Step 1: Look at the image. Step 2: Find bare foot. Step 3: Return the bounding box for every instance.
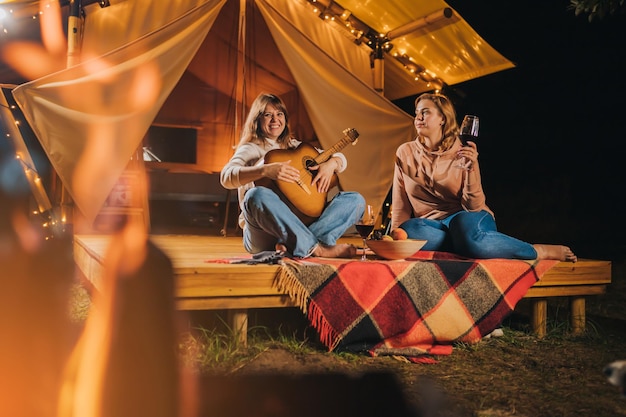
[533,244,577,262]
[275,243,288,253]
[313,243,356,258]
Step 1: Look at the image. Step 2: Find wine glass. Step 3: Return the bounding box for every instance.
[456,115,479,169]
[355,204,375,261]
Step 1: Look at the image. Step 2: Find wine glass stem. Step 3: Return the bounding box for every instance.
[361,238,367,261]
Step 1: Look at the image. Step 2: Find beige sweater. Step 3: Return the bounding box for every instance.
[391,138,492,229]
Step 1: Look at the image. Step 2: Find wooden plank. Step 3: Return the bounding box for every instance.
[570,297,586,334]
[177,295,297,310]
[177,271,283,298]
[525,285,607,298]
[74,234,612,307]
[531,299,548,338]
[538,259,611,286]
[227,309,249,346]
[73,236,106,289]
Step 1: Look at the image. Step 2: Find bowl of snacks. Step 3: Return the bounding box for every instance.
[366,231,427,260]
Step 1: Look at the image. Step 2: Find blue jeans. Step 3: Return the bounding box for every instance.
[242,186,365,257]
[399,210,537,259]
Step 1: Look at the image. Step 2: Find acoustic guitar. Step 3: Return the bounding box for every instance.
[256,128,359,224]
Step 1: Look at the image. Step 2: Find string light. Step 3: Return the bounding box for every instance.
[0,0,62,37]
[2,93,66,239]
[302,0,445,92]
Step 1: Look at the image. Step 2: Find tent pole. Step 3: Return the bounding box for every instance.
[60,0,84,229]
[372,40,384,94]
[67,0,82,67]
[235,0,247,139]
[386,7,453,40]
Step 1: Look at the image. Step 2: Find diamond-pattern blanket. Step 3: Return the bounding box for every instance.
[276,251,558,362]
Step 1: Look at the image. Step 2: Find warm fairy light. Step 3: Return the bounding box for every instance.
[303,0,446,92]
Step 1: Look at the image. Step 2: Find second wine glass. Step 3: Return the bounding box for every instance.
[355,204,375,261]
[456,115,479,169]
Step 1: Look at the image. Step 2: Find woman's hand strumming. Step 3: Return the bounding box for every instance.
[264,160,301,183]
[309,160,337,193]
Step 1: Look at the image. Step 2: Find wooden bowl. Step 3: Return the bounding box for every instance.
[366,239,427,260]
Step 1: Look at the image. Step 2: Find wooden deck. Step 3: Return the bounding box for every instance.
[73,234,612,342]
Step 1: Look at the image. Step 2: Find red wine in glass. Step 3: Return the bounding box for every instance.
[355,224,375,239]
[356,204,375,261]
[459,133,475,146]
[456,115,479,169]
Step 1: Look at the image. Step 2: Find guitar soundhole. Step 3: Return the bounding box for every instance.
[303,157,316,175]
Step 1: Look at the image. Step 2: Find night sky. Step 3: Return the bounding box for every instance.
[396,0,626,259]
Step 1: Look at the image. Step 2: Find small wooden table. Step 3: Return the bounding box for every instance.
[73,234,612,343]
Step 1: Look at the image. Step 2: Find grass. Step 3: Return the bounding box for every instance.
[181,295,625,378]
[179,316,324,372]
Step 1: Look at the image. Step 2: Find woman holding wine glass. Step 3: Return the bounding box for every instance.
[389,92,577,262]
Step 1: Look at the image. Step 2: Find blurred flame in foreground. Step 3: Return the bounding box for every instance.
[1,2,198,417]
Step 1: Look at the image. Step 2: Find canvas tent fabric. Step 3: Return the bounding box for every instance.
[10,0,513,224]
[12,0,223,222]
[337,0,515,99]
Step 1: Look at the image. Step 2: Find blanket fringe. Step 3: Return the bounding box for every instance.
[275,261,340,350]
[274,261,309,314]
[308,301,340,351]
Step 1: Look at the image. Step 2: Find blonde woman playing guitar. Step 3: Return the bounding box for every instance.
[220,93,365,258]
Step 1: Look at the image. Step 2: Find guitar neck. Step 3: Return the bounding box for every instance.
[314,130,356,164]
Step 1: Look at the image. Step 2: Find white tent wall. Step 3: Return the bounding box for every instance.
[12,0,224,223]
[257,0,414,215]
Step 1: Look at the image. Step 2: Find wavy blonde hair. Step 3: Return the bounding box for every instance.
[414,93,460,151]
[238,93,292,148]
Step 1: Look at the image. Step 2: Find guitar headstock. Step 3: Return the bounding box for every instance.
[342,128,359,145]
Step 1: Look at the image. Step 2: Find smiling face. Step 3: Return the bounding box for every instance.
[259,103,286,140]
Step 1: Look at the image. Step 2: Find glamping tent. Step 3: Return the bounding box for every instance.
[2,0,514,230]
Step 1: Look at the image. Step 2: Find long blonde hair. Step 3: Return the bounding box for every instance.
[414,93,460,151]
[238,93,292,148]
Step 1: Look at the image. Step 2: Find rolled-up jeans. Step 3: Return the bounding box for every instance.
[399,210,537,259]
[242,186,365,258]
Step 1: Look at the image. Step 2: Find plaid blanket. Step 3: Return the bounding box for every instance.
[276,251,558,362]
